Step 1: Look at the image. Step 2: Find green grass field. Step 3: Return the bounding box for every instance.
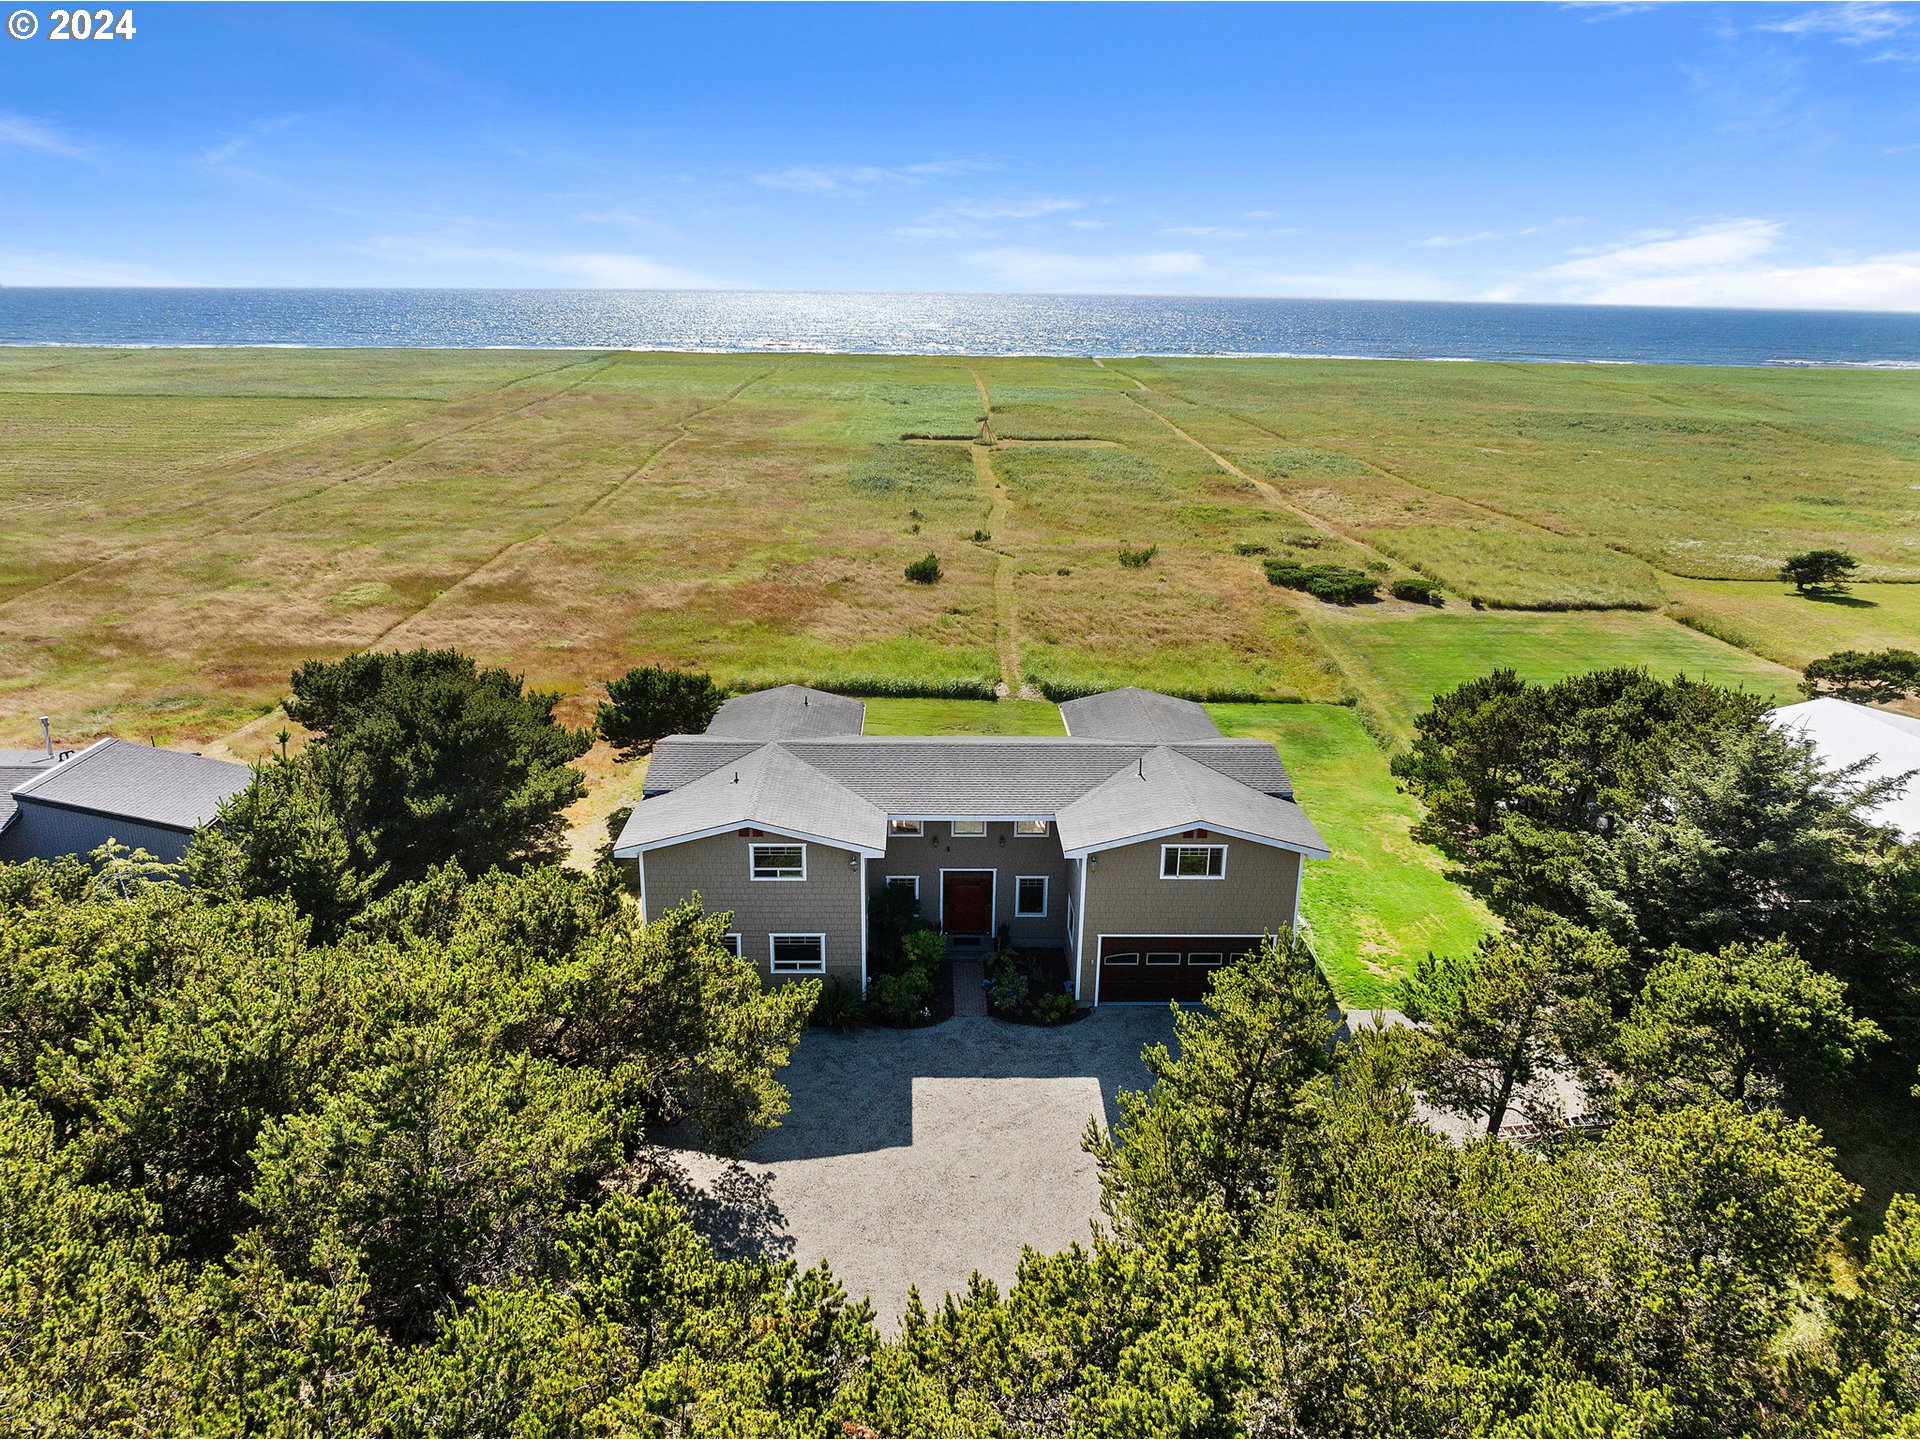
[1310,607,1803,743]
[1210,702,1492,1006]
[861,697,1066,735]
[5,349,1912,749]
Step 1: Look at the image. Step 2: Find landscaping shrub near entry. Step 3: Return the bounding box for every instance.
[1264,558,1380,605]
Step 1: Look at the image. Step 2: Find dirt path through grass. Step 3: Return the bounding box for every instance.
[367,362,782,651]
[0,350,620,617]
[1122,390,1399,568]
[966,367,1037,698]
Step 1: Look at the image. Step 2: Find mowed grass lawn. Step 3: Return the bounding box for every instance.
[861,697,1066,735]
[1314,607,1802,742]
[1211,703,1490,1008]
[1661,577,1920,670]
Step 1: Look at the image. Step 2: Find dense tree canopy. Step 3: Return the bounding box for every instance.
[1781,548,1861,595]
[285,647,591,886]
[1802,647,1920,703]
[595,665,725,759]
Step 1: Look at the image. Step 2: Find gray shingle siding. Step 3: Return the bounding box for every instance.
[639,831,864,989]
[1074,836,1301,999]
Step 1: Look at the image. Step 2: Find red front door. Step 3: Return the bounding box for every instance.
[942,871,993,936]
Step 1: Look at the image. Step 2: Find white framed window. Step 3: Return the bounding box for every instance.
[1014,875,1048,917]
[1160,843,1226,880]
[1104,951,1140,967]
[769,934,827,975]
[750,843,806,881]
[1014,819,1050,837]
[950,820,986,837]
[1188,952,1223,968]
[718,932,743,958]
[885,875,919,899]
[889,819,924,837]
[1146,951,1182,967]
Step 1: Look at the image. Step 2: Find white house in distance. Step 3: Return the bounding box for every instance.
[1767,697,1920,842]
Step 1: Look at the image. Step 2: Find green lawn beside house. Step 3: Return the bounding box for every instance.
[1209,702,1493,1008]
[860,697,1067,735]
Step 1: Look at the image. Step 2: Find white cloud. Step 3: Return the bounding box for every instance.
[0,248,170,284]
[751,159,989,195]
[0,112,87,159]
[1420,217,1586,247]
[1545,218,1783,282]
[351,234,710,288]
[1491,218,1920,310]
[1759,3,1911,44]
[958,247,1207,290]
[201,113,307,169]
[890,195,1088,242]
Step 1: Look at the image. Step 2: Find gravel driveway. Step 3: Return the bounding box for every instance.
[664,1007,1179,1325]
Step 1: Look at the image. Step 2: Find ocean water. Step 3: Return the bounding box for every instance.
[1,288,1917,367]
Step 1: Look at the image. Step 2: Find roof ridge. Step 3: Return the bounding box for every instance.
[8,736,116,798]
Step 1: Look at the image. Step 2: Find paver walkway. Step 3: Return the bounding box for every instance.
[949,955,987,1017]
[663,1007,1176,1325]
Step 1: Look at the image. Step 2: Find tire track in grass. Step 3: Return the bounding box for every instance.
[366,363,783,650]
[0,351,621,614]
[967,367,1035,699]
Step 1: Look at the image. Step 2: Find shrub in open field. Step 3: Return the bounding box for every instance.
[1232,541,1271,556]
[904,553,942,584]
[1391,576,1446,607]
[1117,545,1158,569]
[1264,559,1380,606]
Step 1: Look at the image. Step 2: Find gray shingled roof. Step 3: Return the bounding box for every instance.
[1055,746,1328,858]
[645,735,1295,811]
[614,742,887,856]
[0,750,61,832]
[623,686,1325,860]
[705,685,866,740]
[9,739,251,832]
[1060,687,1222,741]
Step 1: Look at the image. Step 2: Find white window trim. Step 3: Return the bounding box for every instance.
[768,932,827,975]
[889,819,925,837]
[1014,875,1049,918]
[950,820,987,838]
[1160,842,1227,880]
[750,842,807,882]
[1146,951,1182,967]
[885,874,920,899]
[721,931,743,958]
[1014,819,1051,837]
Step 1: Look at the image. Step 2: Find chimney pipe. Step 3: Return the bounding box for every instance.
[39,717,51,760]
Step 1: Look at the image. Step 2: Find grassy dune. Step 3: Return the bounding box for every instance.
[1,349,1914,750]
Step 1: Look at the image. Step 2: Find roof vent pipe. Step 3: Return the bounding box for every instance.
[40,717,52,759]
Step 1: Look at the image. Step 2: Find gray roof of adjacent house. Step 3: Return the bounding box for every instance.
[0,750,62,832]
[705,684,866,740]
[616,685,1327,861]
[7,738,252,833]
[1060,687,1222,742]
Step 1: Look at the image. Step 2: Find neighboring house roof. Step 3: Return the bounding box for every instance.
[1767,697,1920,841]
[705,684,866,740]
[1055,745,1329,858]
[617,686,1326,861]
[614,741,888,856]
[1060,687,1222,742]
[0,750,62,831]
[7,738,252,833]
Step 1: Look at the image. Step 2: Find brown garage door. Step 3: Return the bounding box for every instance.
[1098,935,1264,1003]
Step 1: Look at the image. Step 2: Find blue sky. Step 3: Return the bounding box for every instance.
[4,2,1920,307]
